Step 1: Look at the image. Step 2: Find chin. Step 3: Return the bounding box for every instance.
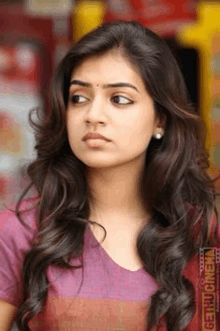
[79,157,121,169]
[84,162,116,169]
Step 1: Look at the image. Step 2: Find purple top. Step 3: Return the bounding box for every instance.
[0,196,160,330]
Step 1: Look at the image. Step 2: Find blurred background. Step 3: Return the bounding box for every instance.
[0,1,219,329]
[0,0,220,214]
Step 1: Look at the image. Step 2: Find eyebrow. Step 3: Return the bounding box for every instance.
[69,79,140,93]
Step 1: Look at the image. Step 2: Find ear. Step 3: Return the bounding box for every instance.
[154,113,166,131]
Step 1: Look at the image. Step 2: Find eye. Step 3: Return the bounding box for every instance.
[70,94,89,104]
[112,95,133,105]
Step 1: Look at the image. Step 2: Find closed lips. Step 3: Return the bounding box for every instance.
[82,133,111,141]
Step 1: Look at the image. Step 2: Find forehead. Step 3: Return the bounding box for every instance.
[70,52,145,89]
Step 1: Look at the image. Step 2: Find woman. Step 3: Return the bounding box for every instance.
[0,20,219,331]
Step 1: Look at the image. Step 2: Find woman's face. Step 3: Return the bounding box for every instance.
[66,51,160,169]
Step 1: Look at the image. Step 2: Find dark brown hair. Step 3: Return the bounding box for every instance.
[15,20,219,330]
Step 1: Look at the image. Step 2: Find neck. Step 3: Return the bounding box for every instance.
[86,160,149,226]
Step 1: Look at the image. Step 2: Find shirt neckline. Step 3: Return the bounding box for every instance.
[86,224,145,273]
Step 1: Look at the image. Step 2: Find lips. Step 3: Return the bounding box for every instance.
[82,132,111,142]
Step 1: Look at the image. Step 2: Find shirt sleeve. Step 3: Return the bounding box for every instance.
[0,198,38,308]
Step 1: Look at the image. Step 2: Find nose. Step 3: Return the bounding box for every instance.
[85,95,107,126]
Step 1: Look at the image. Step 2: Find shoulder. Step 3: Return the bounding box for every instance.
[182,231,220,330]
[0,195,39,252]
[182,210,220,300]
[0,196,39,308]
[0,195,39,227]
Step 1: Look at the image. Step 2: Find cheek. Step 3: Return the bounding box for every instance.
[66,119,80,151]
[66,114,81,137]
[126,113,155,140]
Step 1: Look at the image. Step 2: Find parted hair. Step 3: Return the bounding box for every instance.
[15,20,219,330]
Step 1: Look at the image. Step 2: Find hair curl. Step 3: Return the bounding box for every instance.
[14,20,219,330]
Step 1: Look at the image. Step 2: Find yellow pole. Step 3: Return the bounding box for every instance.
[177,1,220,187]
[72,0,106,42]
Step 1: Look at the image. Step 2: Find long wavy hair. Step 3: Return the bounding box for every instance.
[14,20,219,330]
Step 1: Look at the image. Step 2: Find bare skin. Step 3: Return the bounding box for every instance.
[0,300,17,331]
[66,51,163,271]
[89,207,148,271]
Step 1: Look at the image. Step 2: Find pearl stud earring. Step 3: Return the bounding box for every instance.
[153,128,164,139]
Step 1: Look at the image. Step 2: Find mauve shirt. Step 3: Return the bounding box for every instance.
[0,196,219,330]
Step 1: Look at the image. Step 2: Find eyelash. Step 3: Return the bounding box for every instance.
[69,94,133,105]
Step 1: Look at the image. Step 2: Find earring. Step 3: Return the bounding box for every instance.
[153,128,164,139]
